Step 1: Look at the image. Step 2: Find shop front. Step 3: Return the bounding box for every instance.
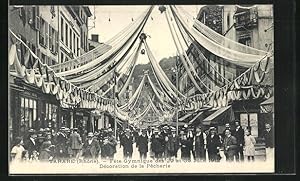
[9,76,61,140]
[232,99,267,138]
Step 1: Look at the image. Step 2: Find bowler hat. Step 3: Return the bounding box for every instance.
[87,132,94,137]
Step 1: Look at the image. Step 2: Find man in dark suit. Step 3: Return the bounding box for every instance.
[82,132,100,159]
[223,129,238,162]
[232,120,245,161]
[24,129,37,158]
[137,129,148,160]
[166,127,180,159]
[121,129,134,160]
[263,123,274,161]
[207,127,222,162]
[70,128,82,158]
[193,126,207,162]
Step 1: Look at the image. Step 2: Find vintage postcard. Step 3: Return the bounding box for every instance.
[8,4,274,174]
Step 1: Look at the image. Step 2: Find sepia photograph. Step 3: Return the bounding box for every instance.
[8,4,275,174]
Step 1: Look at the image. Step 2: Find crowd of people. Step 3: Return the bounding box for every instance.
[10,120,274,163]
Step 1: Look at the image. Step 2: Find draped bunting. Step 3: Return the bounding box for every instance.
[186,53,273,111]
[65,10,151,84]
[146,74,175,109]
[118,74,146,110]
[144,40,186,101]
[170,6,268,67]
[165,8,211,93]
[172,11,230,86]
[9,30,114,112]
[56,6,154,78]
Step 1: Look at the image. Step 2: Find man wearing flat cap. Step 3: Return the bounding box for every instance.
[120,129,134,159]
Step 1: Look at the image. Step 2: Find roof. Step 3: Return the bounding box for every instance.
[83,6,92,17]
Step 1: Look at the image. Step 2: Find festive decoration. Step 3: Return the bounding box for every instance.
[158,5,166,13]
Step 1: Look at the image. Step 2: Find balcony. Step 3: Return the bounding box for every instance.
[234,6,258,31]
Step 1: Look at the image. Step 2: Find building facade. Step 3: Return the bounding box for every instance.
[177,5,273,138]
[9,5,93,141]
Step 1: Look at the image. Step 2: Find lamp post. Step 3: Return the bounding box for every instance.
[172,56,180,135]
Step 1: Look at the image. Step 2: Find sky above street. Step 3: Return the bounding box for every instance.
[88,5,203,64]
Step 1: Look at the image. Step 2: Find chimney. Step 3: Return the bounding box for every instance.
[91,34,99,42]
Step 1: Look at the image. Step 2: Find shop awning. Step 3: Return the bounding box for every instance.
[179,112,193,122]
[188,111,204,125]
[202,106,232,125]
[260,96,274,113]
[260,96,274,105]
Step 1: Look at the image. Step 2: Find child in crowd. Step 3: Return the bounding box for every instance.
[244,129,256,161]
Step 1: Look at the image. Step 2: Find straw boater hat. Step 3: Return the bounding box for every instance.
[88,132,94,137]
[210,127,216,131]
[153,128,159,133]
[171,127,176,132]
[28,129,36,135]
[107,128,113,132]
[179,130,185,135]
[125,128,131,133]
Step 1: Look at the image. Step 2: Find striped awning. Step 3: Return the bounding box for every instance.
[179,112,193,122]
[188,111,204,125]
[202,106,232,125]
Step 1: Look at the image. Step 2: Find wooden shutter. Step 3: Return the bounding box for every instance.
[49,26,52,52]
[35,7,40,30]
[55,30,59,54]
[45,22,49,48]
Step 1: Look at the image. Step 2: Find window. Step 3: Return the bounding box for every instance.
[49,25,53,51]
[77,37,79,56]
[20,97,37,130]
[65,23,68,47]
[69,28,72,50]
[227,13,230,28]
[73,33,76,54]
[238,37,251,47]
[61,52,64,63]
[39,18,47,47]
[45,103,58,129]
[60,17,64,41]
[240,113,258,137]
[41,53,46,64]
